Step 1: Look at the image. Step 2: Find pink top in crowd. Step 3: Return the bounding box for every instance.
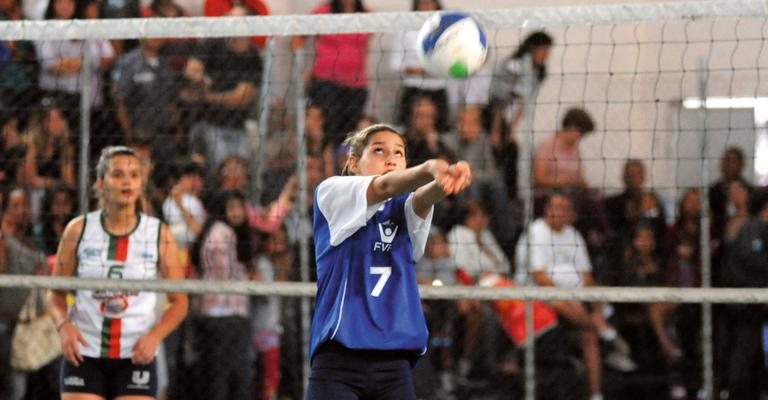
[534,135,583,187]
[310,3,371,89]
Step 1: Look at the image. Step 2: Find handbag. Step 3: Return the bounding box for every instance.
[10,288,62,371]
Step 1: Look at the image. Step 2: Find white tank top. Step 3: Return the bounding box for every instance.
[70,210,162,359]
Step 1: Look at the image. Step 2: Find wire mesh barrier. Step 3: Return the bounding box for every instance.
[0,1,767,399]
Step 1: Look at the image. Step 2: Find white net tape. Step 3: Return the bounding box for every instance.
[0,0,765,40]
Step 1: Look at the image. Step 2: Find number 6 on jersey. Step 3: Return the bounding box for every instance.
[370,266,392,297]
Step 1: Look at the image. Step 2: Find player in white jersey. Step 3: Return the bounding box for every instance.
[49,146,188,400]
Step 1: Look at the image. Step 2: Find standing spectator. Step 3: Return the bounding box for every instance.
[185,6,262,177]
[390,0,449,132]
[709,147,752,246]
[190,189,256,400]
[718,187,768,400]
[203,0,268,49]
[292,0,371,155]
[515,193,636,400]
[112,37,181,160]
[488,31,552,201]
[35,0,115,128]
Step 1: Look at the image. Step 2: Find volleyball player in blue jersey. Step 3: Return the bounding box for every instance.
[307,123,472,400]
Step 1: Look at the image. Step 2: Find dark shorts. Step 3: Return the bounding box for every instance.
[306,342,416,400]
[60,356,158,398]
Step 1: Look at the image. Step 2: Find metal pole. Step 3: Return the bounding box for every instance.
[292,47,311,397]
[520,53,537,400]
[696,57,714,400]
[78,41,93,214]
[250,38,275,203]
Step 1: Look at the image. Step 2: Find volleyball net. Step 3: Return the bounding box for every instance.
[1,1,768,399]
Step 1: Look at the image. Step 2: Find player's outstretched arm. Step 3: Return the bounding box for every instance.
[412,160,472,218]
[366,159,471,207]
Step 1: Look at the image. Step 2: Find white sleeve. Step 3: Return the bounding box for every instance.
[404,193,433,261]
[528,223,552,272]
[316,176,381,247]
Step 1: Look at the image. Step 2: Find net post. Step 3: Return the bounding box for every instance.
[249,37,276,203]
[697,56,714,400]
[79,40,93,215]
[292,45,312,397]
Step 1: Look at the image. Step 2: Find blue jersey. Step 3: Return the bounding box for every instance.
[310,176,433,360]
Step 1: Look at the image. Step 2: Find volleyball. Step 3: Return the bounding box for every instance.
[416,11,488,79]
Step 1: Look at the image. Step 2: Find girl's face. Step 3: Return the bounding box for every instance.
[225,197,246,227]
[100,155,143,208]
[54,0,75,19]
[220,159,247,190]
[44,108,68,138]
[348,131,406,176]
[633,228,655,255]
[51,190,72,218]
[416,0,439,11]
[426,233,449,259]
[531,45,551,67]
[680,190,701,219]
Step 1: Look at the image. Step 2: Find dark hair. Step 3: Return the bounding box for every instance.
[192,190,253,273]
[180,161,205,178]
[411,0,442,11]
[341,123,406,175]
[40,184,76,255]
[512,31,553,82]
[724,146,745,163]
[331,0,364,13]
[561,108,594,135]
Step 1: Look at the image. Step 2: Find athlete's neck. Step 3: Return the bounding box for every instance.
[103,204,138,236]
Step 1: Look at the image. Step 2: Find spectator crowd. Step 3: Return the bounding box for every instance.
[0,0,766,399]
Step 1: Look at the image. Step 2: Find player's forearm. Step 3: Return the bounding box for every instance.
[412,181,446,218]
[369,161,434,203]
[148,294,188,340]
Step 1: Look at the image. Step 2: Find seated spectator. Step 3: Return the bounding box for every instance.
[162,162,206,253]
[613,223,682,365]
[448,199,511,280]
[2,187,32,246]
[661,188,704,398]
[515,192,636,400]
[604,159,668,246]
[444,105,518,255]
[33,183,75,256]
[0,112,27,188]
[404,95,455,167]
[215,155,296,235]
[21,97,75,190]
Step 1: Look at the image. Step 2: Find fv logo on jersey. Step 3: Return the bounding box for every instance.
[378,220,398,243]
[374,220,398,252]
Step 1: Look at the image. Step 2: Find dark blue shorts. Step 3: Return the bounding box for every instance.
[306,342,417,400]
[60,356,158,398]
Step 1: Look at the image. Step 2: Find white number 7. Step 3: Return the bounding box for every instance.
[370,266,392,297]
